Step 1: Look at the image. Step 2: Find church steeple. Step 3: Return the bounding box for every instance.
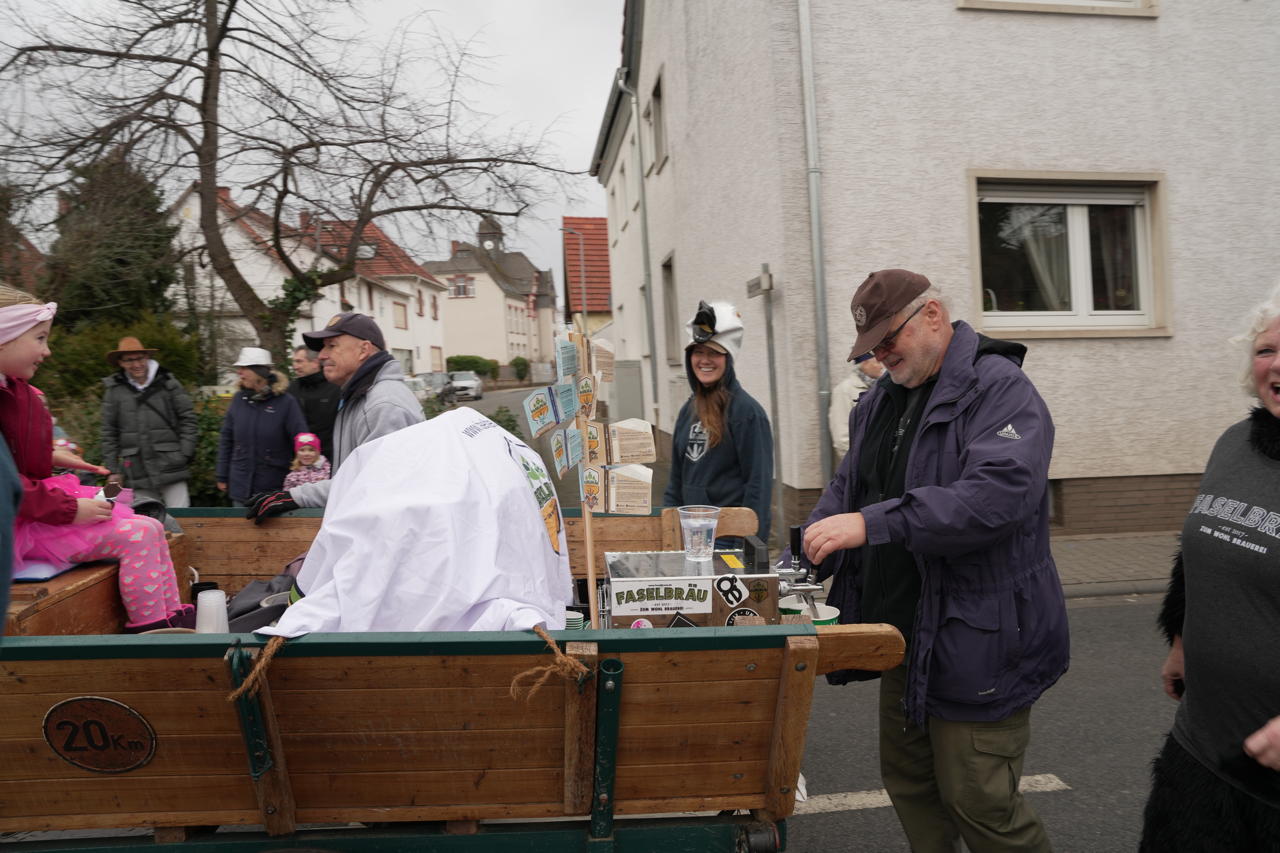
[477,216,504,253]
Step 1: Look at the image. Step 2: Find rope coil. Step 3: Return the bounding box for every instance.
[509,624,591,702]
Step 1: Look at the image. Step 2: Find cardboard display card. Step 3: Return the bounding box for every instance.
[522,388,558,438]
[555,337,579,383]
[584,421,606,465]
[565,427,584,468]
[571,331,591,378]
[577,374,596,420]
[553,382,579,421]
[591,338,615,383]
[550,430,568,479]
[607,464,652,515]
[607,418,657,464]
[579,465,606,512]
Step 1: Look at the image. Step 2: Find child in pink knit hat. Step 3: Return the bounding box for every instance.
[283,432,330,490]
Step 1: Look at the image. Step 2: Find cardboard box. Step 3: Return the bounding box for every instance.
[607,418,656,464]
[605,551,780,629]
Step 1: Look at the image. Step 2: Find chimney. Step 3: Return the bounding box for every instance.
[216,186,232,201]
[299,210,312,232]
[451,240,460,256]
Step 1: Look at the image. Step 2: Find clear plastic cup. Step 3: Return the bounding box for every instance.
[677,505,720,571]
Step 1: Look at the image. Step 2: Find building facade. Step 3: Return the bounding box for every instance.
[593,0,1280,533]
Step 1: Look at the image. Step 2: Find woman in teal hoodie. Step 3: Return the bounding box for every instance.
[663,300,773,542]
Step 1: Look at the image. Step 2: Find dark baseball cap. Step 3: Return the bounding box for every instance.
[302,312,386,351]
[846,269,932,362]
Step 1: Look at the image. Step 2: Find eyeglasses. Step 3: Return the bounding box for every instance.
[872,303,926,354]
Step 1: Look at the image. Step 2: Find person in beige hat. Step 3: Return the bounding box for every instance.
[100,336,197,508]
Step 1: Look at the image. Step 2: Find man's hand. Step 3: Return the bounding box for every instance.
[244,490,299,524]
[803,512,867,565]
[73,498,114,525]
[1161,635,1185,701]
[1244,715,1280,770]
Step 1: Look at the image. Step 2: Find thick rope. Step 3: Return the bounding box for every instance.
[227,635,286,702]
[509,624,590,702]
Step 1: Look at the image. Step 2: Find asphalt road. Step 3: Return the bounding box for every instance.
[788,594,1174,853]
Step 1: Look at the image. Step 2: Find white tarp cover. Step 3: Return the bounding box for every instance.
[260,407,572,637]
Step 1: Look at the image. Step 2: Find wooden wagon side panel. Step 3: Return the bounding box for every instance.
[175,514,322,595]
[267,652,571,824]
[0,654,260,832]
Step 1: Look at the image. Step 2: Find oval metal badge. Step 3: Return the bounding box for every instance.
[42,697,157,773]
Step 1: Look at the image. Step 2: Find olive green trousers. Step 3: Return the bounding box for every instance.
[878,665,1053,853]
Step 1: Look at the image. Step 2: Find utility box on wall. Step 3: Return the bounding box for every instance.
[612,359,644,421]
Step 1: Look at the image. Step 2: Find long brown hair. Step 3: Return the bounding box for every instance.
[693,383,731,448]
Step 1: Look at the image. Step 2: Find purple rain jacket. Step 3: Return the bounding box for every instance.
[808,321,1069,725]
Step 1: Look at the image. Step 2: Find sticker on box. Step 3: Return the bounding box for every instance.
[612,578,714,615]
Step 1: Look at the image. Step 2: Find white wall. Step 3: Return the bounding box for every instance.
[603,0,1280,491]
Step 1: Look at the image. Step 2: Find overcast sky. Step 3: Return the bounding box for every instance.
[5,0,625,308]
[362,1,624,301]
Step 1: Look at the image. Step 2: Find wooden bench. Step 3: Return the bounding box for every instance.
[170,506,760,596]
[5,534,191,637]
[0,621,903,851]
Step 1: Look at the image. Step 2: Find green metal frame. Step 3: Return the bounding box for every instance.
[225,641,274,780]
[590,658,625,841]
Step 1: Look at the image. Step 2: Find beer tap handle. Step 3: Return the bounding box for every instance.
[789,525,802,565]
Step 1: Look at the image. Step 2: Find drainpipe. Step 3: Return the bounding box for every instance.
[798,0,834,483]
[616,68,661,425]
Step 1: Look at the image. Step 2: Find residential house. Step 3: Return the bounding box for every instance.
[0,230,46,294]
[592,0,1280,534]
[561,216,613,334]
[169,185,446,376]
[423,217,557,375]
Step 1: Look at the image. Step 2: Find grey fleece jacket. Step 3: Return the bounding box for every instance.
[288,358,424,507]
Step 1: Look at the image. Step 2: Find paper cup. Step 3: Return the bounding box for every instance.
[195,589,230,633]
[778,595,840,626]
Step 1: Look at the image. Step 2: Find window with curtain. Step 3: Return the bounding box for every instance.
[977,180,1155,330]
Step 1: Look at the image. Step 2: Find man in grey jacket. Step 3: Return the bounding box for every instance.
[244,313,423,521]
[101,337,198,507]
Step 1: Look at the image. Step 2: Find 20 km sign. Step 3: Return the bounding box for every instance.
[42,697,157,773]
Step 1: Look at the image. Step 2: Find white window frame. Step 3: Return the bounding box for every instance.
[969,170,1168,337]
[957,0,1157,17]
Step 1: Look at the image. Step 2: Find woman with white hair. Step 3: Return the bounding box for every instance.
[662,300,773,542]
[1140,288,1280,850]
[216,347,308,506]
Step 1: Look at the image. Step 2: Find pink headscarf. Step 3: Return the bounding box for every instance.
[0,302,57,345]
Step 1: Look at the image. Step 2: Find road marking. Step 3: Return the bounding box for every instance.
[794,773,1070,815]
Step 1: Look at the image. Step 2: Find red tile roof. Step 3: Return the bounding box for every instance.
[561,216,611,313]
[315,219,440,285]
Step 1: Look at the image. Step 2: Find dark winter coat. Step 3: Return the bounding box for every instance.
[663,351,773,541]
[286,371,339,457]
[216,376,309,502]
[100,367,198,491]
[808,321,1069,725]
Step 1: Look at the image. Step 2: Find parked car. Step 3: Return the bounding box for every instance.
[448,370,484,400]
[403,376,434,404]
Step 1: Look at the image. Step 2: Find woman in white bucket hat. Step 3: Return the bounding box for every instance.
[215,346,308,506]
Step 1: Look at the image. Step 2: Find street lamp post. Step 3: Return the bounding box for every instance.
[561,225,588,333]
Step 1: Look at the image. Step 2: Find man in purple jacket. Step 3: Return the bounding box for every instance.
[802,269,1068,852]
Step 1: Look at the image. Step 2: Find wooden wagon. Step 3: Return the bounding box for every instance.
[1,508,903,851]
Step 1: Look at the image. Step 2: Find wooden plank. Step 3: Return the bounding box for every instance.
[658,507,759,549]
[0,690,245,739]
[0,734,249,781]
[268,654,554,690]
[615,721,772,766]
[618,648,781,683]
[758,634,820,822]
[293,802,564,824]
[615,794,767,816]
[564,514,664,579]
[562,640,597,814]
[289,768,563,809]
[264,649,781,690]
[278,729,562,773]
[270,687,561,733]
[1,658,232,694]
[614,759,768,801]
[0,775,258,820]
[617,679,777,725]
[815,623,905,674]
[0,808,263,834]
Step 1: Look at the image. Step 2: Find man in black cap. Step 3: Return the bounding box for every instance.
[245,312,423,521]
[798,270,1068,852]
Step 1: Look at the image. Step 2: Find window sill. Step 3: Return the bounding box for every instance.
[957,0,1158,17]
[978,325,1171,340]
